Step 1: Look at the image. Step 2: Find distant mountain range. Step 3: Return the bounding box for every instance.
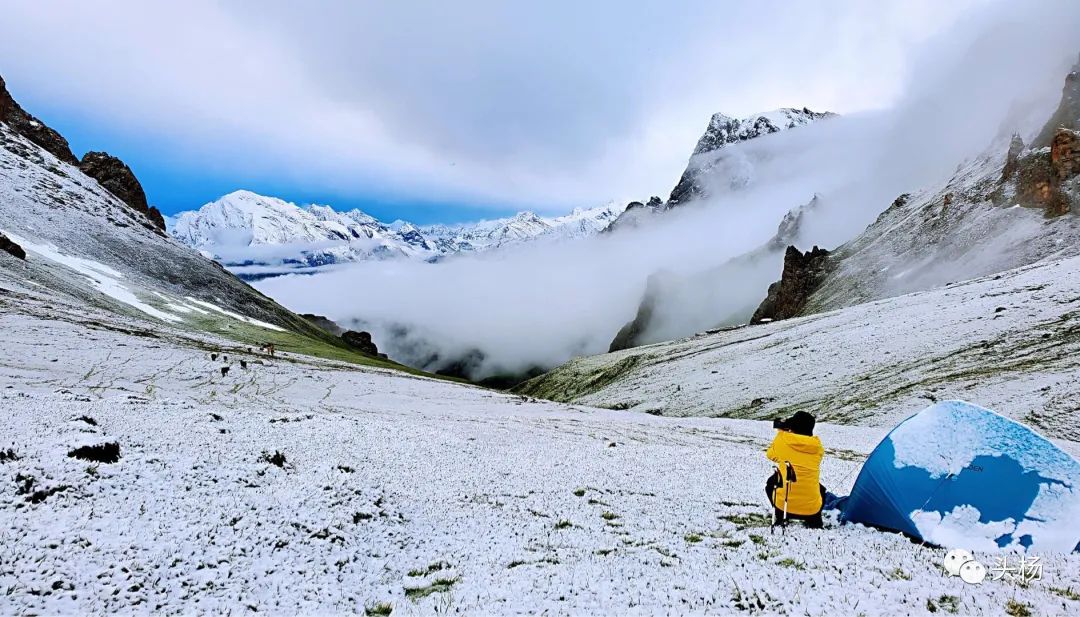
[168,191,622,279]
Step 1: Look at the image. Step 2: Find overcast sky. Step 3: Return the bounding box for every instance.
[0,0,989,222]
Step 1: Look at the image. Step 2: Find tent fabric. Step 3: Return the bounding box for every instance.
[841,400,1080,553]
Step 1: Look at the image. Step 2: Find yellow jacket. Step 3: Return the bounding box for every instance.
[766,431,824,516]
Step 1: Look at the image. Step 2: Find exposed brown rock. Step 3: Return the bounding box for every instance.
[1014,127,1079,216]
[0,232,26,260]
[78,151,165,231]
[0,74,78,164]
[751,245,830,323]
[1052,127,1080,180]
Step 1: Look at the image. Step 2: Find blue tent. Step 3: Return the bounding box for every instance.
[841,401,1080,553]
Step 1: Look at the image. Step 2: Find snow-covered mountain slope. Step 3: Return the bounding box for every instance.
[0,85,406,373]
[519,251,1080,443]
[801,58,1080,316]
[3,273,1079,614]
[169,191,622,279]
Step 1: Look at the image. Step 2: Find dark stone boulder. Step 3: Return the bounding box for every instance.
[78,151,165,231]
[0,232,26,260]
[341,330,380,357]
[0,74,78,164]
[751,245,830,323]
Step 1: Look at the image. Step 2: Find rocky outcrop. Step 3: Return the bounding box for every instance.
[78,151,165,231]
[1053,127,1080,180]
[0,232,26,260]
[751,245,830,323]
[602,196,663,233]
[1013,127,1079,216]
[1002,134,1025,181]
[0,75,78,164]
[1008,54,1080,216]
[341,330,382,357]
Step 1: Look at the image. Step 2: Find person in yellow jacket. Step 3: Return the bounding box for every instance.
[765,410,826,528]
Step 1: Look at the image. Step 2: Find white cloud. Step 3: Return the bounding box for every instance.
[0,0,987,211]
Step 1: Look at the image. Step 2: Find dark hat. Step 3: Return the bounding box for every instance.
[775,411,817,436]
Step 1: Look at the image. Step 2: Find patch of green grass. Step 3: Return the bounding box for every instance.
[554,519,573,530]
[776,557,805,570]
[719,512,772,529]
[684,533,703,544]
[601,511,619,521]
[403,577,458,600]
[507,560,527,569]
[888,567,912,581]
[596,548,616,556]
[364,601,393,616]
[587,497,610,507]
[720,539,745,548]
[572,488,586,497]
[926,595,960,614]
[406,561,449,578]
[177,310,461,381]
[1050,586,1080,601]
[1004,599,1031,617]
[748,534,766,546]
[513,354,643,401]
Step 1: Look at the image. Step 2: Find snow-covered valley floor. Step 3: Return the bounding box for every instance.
[2,282,1079,615]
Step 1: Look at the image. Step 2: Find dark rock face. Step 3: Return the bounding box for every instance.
[1002,134,1025,181]
[341,330,381,357]
[751,245,830,323]
[609,280,660,353]
[78,151,165,231]
[1033,53,1080,148]
[0,74,78,164]
[0,232,26,260]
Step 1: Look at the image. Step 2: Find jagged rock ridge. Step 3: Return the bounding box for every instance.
[0,75,77,165]
[604,108,834,233]
[0,74,164,231]
[669,108,837,207]
[79,151,165,231]
[750,245,830,323]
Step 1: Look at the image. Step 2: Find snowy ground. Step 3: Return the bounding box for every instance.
[3,272,1080,615]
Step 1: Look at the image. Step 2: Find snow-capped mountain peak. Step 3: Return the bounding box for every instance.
[169,192,624,279]
[693,107,837,155]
